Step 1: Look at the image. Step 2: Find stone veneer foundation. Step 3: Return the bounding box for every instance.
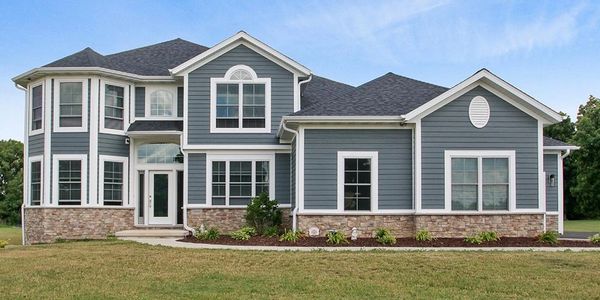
[187,208,292,232]
[546,214,559,232]
[297,214,548,238]
[23,208,135,244]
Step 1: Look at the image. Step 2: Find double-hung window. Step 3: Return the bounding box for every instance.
[102,83,126,132]
[53,155,87,206]
[146,87,176,117]
[100,156,128,206]
[210,65,271,133]
[207,155,274,206]
[337,152,379,212]
[30,83,43,133]
[445,151,515,211]
[53,79,88,132]
[30,157,42,206]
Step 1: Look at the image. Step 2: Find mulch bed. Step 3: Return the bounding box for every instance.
[178,235,600,248]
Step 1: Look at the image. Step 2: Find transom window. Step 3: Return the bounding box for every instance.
[208,157,274,206]
[59,82,83,127]
[150,90,174,117]
[210,65,271,133]
[337,152,379,212]
[104,84,125,130]
[103,161,124,206]
[30,160,42,206]
[31,84,43,132]
[58,160,82,206]
[137,143,183,164]
[445,151,515,211]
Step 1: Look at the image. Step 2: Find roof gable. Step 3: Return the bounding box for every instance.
[170,31,311,76]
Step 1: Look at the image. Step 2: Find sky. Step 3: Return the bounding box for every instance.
[1,0,599,141]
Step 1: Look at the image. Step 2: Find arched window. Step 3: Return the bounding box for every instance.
[150,90,174,117]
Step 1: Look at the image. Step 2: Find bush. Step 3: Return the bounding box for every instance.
[464,234,483,245]
[0,240,7,248]
[194,227,220,240]
[415,229,434,242]
[230,226,257,241]
[245,193,282,235]
[538,231,559,245]
[279,229,304,243]
[263,226,279,238]
[326,230,349,245]
[374,228,396,245]
[479,231,500,242]
[590,233,600,244]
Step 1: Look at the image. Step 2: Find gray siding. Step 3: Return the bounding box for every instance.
[544,154,559,212]
[275,153,290,205]
[28,134,44,156]
[188,153,206,205]
[187,45,294,144]
[98,133,129,157]
[177,86,183,118]
[303,129,413,210]
[51,132,90,154]
[135,87,145,118]
[421,86,539,209]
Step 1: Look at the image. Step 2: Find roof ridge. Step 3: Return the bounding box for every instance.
[105,38,208,57]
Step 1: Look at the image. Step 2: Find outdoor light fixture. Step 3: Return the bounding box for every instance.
[547,174,556,187]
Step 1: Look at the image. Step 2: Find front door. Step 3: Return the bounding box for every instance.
[148,171,173,225]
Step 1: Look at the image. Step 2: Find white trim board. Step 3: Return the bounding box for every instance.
[52,154,88,207]
[28,80,45,135]
[52,78,89,133]
[98,155,130,207]
[336,151,379,212]
[99,79,130,135]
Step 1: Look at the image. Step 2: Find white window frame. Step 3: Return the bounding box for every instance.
[99,155,129,206]
[337,151,379,212]
[144,85,178,119]
[205,154,275,207]
[28,81,44,135]
[210,65,271,133]
[53,78,89,133]
[99,80,129,135]
[52,154,88,206]
[29,155,44,206]
[444,150,516,212]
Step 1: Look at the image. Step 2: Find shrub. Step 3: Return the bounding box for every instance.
[326,230,349,245]
[464,234,483,245]
[230,226,256,241]
[479,231,500,242]
[590,233,600,244]
[0,240,7,248]
[194,227,220,240]
[263,226,279,238]
[374,228,396,245]
[245,193,282,235]
[279,229,304,243]
[538,231,559,245]
[415,229,434,242]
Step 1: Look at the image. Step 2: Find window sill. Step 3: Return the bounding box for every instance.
[209,128,271,134]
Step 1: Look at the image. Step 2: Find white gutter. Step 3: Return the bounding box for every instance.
[298,75,312,99]
[15,83,27,245]
[281,120,299,231]
[561,149,573,159]
[13,67,176,85]
[180,134,195,234]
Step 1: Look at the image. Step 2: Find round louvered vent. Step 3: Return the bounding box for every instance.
[469,96,490,128]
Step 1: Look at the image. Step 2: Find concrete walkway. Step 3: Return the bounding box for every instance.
[120,237,600,252]
[562,232,598,239]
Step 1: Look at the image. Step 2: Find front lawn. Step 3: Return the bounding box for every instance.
[1,241,600,299]
[0,225,21,245]
[564,219,600,232]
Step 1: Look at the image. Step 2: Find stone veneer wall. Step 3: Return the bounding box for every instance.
[546,214,559,232]
[414,214,545,238]
[24,208,135,244]
[297,215,415,238]
[187,208,292,232]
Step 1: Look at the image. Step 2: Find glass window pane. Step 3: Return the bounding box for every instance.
[483,184,509,210]
[451,185,478,210]
[58,160,82,205]
[483,158,509,184]
[451,158,478,184]
[150,90,174,116]
[137,143,183,164]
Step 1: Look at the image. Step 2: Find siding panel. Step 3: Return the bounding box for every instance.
[135,87,145,118]
[275,153,290,205]
[544,153,559,212]
[421,86,539,209]
[28,134,44,156]
[188,153,206,205]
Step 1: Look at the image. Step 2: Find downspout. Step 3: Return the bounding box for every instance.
[179,134,195,235]
[16,83,27,245]
[561,149,572,159]
[282,120,299,231]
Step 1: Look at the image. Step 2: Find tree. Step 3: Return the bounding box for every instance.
[0,140,23,225]
[571,96,600,218]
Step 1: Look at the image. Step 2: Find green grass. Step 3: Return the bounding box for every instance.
[564,220,600,232]
[0,225,21,245]
[1,241,600,299]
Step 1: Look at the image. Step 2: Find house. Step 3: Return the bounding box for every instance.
[13,31,578,244]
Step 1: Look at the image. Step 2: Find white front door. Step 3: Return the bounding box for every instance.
[148,171,174,225]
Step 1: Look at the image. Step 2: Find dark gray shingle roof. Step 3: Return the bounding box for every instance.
[44,39,208,76]
[544,136,575,147]
[128,120,183,132]
[293,72,448,116]
[300,75,355,109]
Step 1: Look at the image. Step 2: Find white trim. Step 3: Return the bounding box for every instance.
[293,74,299,112]
[170,31,311,76]
[278,116,406,137]
[205,153,275,206]
[43,78,52,205]
[297,210,413,216]
[99,79,130,135]
[415,119,422,212]
[468,96,490,128]
[336,151,379,212]
[144,85,178,118]
[22,86,29,209]
[28,156,43,206]
[444,150,516,212]
[52,154,88,207]
[28,80,45,135]
[183,75,189,146]
[98,155,129,207]
[52,78,89,133]
[13,67,175,86]
[298,127,305,211]
[402,69,562,123]
[89,77,99,205]
[182,144,290,151]
[209,65,271,133]
[544,146,580,150]
[558,153,564,234]
[538,120,545,212]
